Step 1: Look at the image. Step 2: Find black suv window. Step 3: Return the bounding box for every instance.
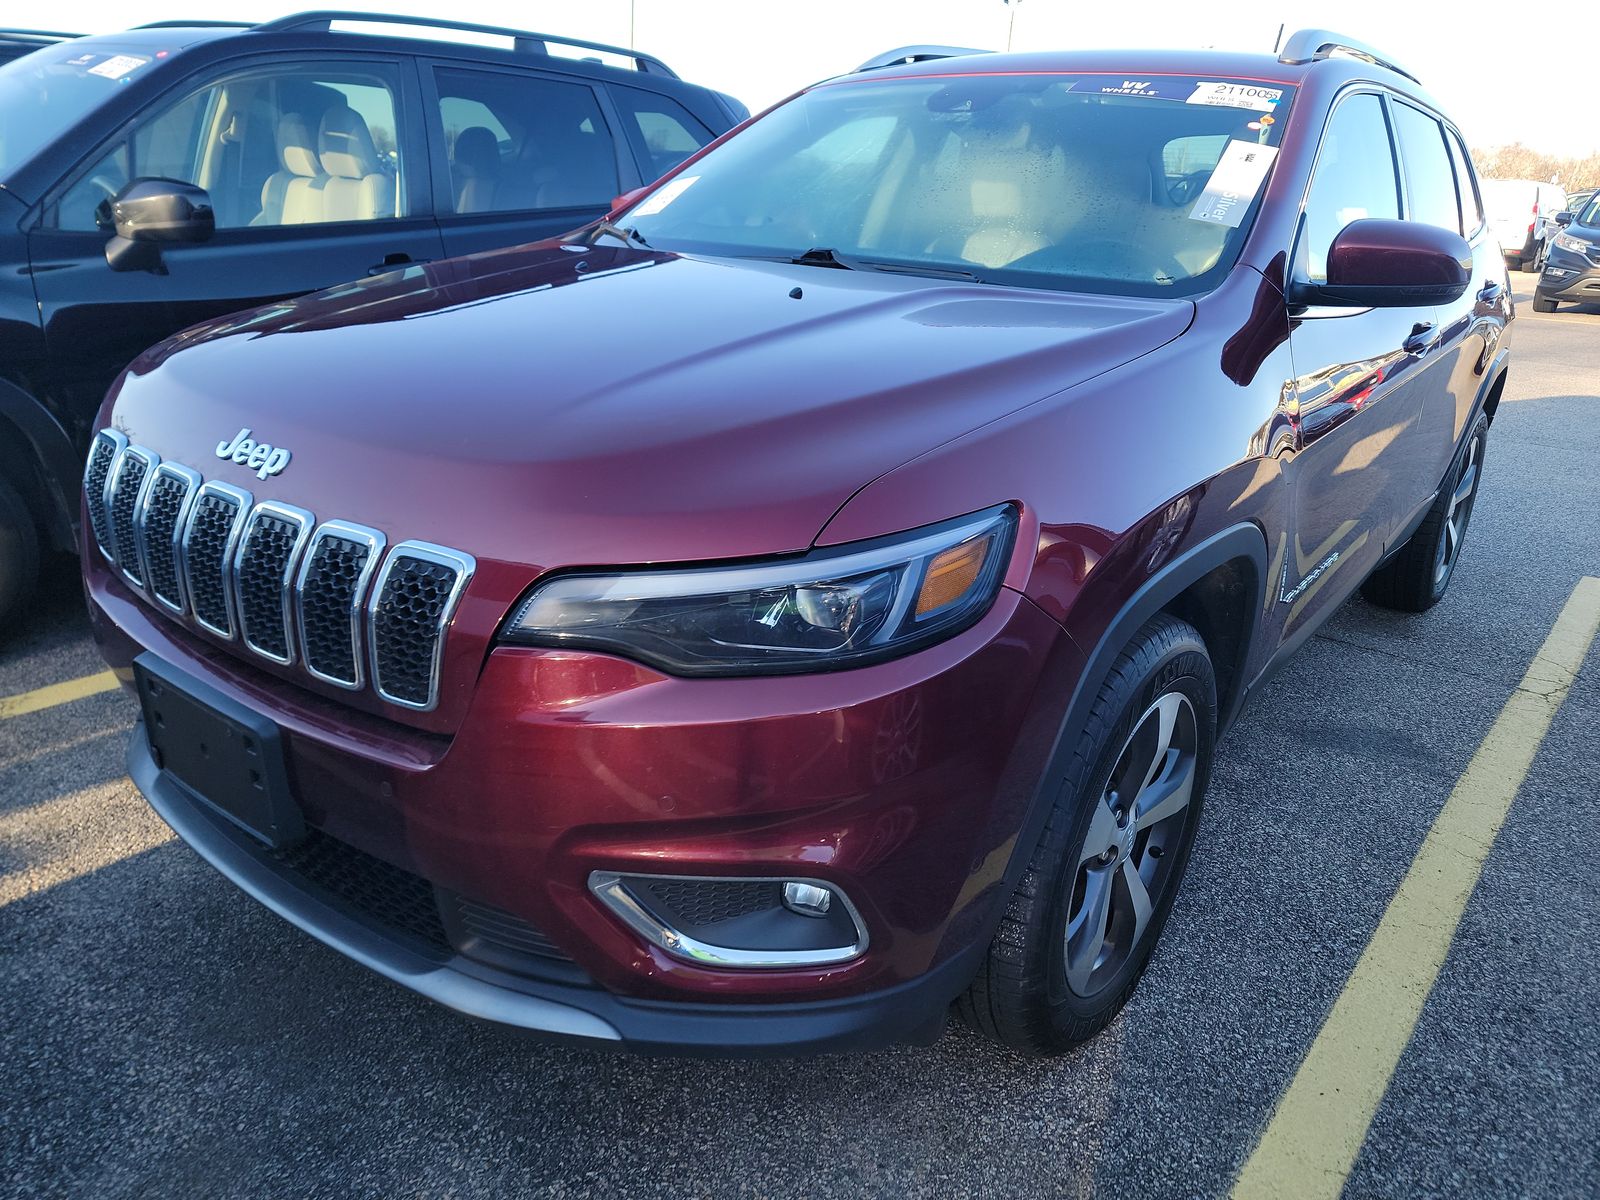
[1445,128,1483,234]
[56,62,409,230]
[434,67,618,214]
[1302,93,1399,282]
[1390,102,1460,235]
[611,86,716,179]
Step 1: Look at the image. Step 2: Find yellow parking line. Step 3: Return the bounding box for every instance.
[1233,576,1600,1200]
[0,671,121,720]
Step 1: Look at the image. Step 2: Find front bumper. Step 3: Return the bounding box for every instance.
[91,555,1078,1052]
[1536,244,1600,302]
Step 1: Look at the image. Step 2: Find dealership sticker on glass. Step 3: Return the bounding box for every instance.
[1186,81,1283,111]
[1189,141,1279,227]
[86,54,150,80]
[632,175,700,216]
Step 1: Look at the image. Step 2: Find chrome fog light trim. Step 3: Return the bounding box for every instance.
[588,871,868,968]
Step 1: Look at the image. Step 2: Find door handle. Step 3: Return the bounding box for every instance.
[367,252,429,276]
[1476,280,1503,304]
[1403,321,1440,356]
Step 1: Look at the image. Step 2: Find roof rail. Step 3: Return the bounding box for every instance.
[855,45,992,73]
[250,11,678,77]
[134,20,253,29]
[1277,28,1420,84]
[0,28,82,39]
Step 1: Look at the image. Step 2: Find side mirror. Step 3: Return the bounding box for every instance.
[105,178,215,273]
[610,185,650,215]
[1291,218,1471,308]
[1554,210,1575,227]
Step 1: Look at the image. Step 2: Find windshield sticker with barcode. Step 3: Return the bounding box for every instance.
[86,55,150,80]
[631,175,699,216]
[1186,81,1284,112]
[1189,141,1279,227]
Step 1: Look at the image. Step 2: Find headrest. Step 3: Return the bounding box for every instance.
[319,104,380,180]
[453,126,500,178]
[277,113,320,178]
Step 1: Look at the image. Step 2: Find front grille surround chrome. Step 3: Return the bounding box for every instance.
[234,501,316,667]
[368,541,476,712]
[137,462,202,615]
[296,520,386,690]
[84,429,127,563]
[182,480,253,640]
[86,428,473,714]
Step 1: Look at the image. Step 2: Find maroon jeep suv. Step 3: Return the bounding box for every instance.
[83,30,1511,1055]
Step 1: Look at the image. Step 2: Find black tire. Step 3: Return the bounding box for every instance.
[956,613,1215,1054]
[1532,294,1558,313]
[1361,412,1488,613]
[1529,243,1546,274]
[0,474,40,636]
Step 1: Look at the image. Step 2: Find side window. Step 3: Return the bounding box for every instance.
[1445,130,1483,234]
[1301,93,1399,282]
[54,63,408,232]
[1390,102,1460,235]
[434,68,618,215]
[611,87,716,179]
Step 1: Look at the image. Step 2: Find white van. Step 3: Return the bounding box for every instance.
[1483,179,1568,271]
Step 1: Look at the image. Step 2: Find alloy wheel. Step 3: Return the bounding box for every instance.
[1435,432,1482,587]
[1063,692,1198,998]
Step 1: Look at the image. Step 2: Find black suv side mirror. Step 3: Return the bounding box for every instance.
[105,178,215,273]
[1554,210,1575,227]
[1290,218,1471,308]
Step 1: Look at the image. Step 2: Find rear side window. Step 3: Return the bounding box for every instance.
[1302,93,1399,281]
[611,87,716,180]
[1390,102,1460,235]
[1445,130,1483,233]
[434,67,618,215]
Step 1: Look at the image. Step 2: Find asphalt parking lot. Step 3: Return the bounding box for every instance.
[2,275,1597,1200]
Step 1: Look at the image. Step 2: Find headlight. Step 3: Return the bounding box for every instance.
[1553,231,1592,254]
[500,505,1018,675]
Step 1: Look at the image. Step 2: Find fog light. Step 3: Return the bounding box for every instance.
[782,881,833,917]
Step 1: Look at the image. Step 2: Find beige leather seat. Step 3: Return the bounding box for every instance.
[451,126,501,214]
[254,114,325,226]
[957,128,1067,268]
[317,105,395,222]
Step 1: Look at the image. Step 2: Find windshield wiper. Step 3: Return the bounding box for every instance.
[567,220,650,248]
[784,247,981,282]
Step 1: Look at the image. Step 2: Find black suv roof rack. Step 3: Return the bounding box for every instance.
[1277,28,1420,85]
[0,28,81,39]
[134,20,253,29]
[250,11,678,77]
[855,45,992,73]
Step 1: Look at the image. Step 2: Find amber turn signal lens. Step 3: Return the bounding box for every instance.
[915,535,991,616]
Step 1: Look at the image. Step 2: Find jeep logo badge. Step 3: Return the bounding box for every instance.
[215,428,291,480]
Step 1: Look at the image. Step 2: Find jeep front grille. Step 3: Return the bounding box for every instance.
[84,430,472,712]
[369,543,475,710]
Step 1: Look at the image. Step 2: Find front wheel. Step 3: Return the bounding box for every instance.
[1532,294,1558,313]
[1362,413,1488,612]
[956,614,1215,1054]
[0,475,40,636]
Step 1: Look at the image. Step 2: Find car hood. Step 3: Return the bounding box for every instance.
[108,244,1193,570]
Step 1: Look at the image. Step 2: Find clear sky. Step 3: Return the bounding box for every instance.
[36,0,1587,156]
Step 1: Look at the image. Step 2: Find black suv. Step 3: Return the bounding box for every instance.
[0,11,744,626]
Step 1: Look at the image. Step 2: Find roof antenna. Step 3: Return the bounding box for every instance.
[1272,22,1285,54]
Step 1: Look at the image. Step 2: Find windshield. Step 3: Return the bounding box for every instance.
[621,72,1295,298]
[0,42,159,181]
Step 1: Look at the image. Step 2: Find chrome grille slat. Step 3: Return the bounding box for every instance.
[107,445,159,588]
[84,427,475,714]
[369,542,476,712]
[182,480,253,639]
[234,502,315,666]
[297,521,385,689]
[83,430,127,562]
[138,463,201,615]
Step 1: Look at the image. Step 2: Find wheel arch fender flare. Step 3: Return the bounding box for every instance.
[0,377,79,554]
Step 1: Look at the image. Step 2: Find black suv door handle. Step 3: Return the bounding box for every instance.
[1476,280,1503,304]
[367,253,429,276]
[1403,321,1440,356]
